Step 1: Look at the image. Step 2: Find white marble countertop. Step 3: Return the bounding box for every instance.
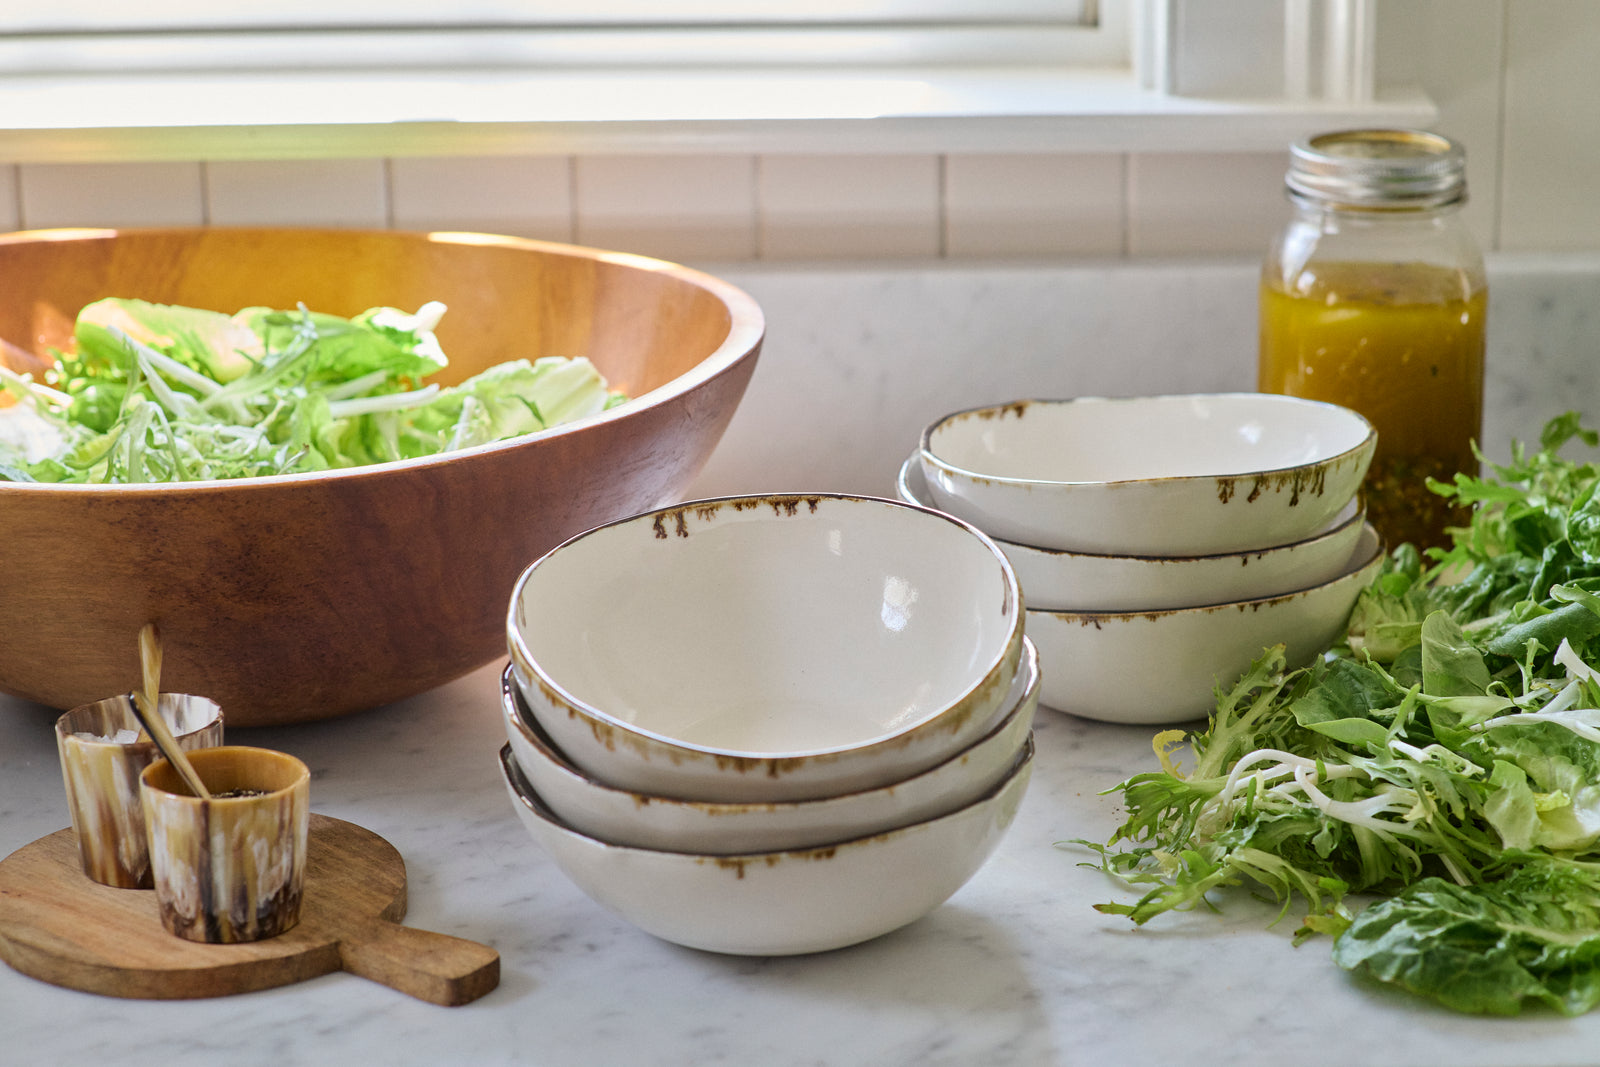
[3,659,1599,1066]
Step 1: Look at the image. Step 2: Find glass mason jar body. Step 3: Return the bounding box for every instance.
[1258,132,1486,552]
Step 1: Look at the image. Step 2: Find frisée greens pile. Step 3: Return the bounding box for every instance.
[1083,412,1600,1016]
[0,297,623,483]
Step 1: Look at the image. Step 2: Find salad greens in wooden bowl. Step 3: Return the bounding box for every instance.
[0,296,625,484]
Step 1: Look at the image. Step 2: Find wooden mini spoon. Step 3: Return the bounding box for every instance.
[128,623,211,800]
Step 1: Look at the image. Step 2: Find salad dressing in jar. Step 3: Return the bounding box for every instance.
[1259,129,1486,551]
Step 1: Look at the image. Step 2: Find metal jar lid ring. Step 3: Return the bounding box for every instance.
[1286,128,1466,209]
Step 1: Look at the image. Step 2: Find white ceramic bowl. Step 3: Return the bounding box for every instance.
[507,493,1024,803]
[917,394,1375,556]
[897,452,1366,612]
[1027,524,1384,724]
[499,635,1038,854]
[499,738,1034,955]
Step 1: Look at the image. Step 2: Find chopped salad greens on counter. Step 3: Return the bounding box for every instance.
[0,297,624,483]
[1082,412,1600,1016]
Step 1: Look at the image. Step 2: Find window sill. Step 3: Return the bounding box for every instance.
[0,65,1436,163]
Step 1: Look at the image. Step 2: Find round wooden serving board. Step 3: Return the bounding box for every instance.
[0,814,498,1005]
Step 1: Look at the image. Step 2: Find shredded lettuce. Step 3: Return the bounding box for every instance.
[1080,412,1600,1015]
[0,297,623,483]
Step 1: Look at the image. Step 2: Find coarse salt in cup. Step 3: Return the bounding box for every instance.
[54,693,224,888]
[140,746,310,943]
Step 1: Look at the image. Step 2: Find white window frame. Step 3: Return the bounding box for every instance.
[0,0,1433,165]
[1,2,1120,70]
[3,1,1103,33]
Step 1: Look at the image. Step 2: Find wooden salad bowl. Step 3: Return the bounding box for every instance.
[0,227,763,726]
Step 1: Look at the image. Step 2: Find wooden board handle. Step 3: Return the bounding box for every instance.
[337,915,500,1006]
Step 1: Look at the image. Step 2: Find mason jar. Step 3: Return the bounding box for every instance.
[1258,128,1486,552]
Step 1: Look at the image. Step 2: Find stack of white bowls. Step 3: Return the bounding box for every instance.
[498,493,1039,956]
[899,393,1385,725]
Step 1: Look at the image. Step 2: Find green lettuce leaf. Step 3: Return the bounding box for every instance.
[1334,861,1600,1016]
[74,297,258,384]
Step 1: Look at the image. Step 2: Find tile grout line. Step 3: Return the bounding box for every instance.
[936,153,949,259]
[8,164,22,230]
[752,154,766,261]
[566,155,579,245]
[1119,151,1133,258]
[381,157,395,230]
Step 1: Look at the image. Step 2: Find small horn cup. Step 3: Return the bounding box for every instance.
[140,746,310,943]
[54,693,224,888]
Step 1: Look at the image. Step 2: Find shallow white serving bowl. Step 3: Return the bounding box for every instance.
[499,738,1034,955]
[499,636,1038,854]
[507,493,1024,803]
[1027,524,1384,725]
[917,394,1375,556]
[898,453,1366,612]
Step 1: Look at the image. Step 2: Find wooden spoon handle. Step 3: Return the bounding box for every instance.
[336,915,500,1006]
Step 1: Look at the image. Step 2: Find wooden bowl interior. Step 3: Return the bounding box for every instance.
[0,227,735,398]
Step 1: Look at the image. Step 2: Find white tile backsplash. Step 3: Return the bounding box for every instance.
[1499,2,1600,251]
[0,166,17,232]
[574,154,756,262]
[205,159,388,228]
[1127,152,1288,257]
[758,154,940,260]
[18,162,204,229]
[389,155,573,241]
[944,153,1124,258]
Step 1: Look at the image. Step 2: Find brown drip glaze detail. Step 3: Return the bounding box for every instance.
[652,496,822,538]
[711,845,846,879]
[1217,462,1333,507]
[961,400,1030,422]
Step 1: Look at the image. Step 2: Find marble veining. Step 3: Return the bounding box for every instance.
[5,659,1600,1066]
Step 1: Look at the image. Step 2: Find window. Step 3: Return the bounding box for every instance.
[2,2,1121,74]
[0,1,1430,164]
